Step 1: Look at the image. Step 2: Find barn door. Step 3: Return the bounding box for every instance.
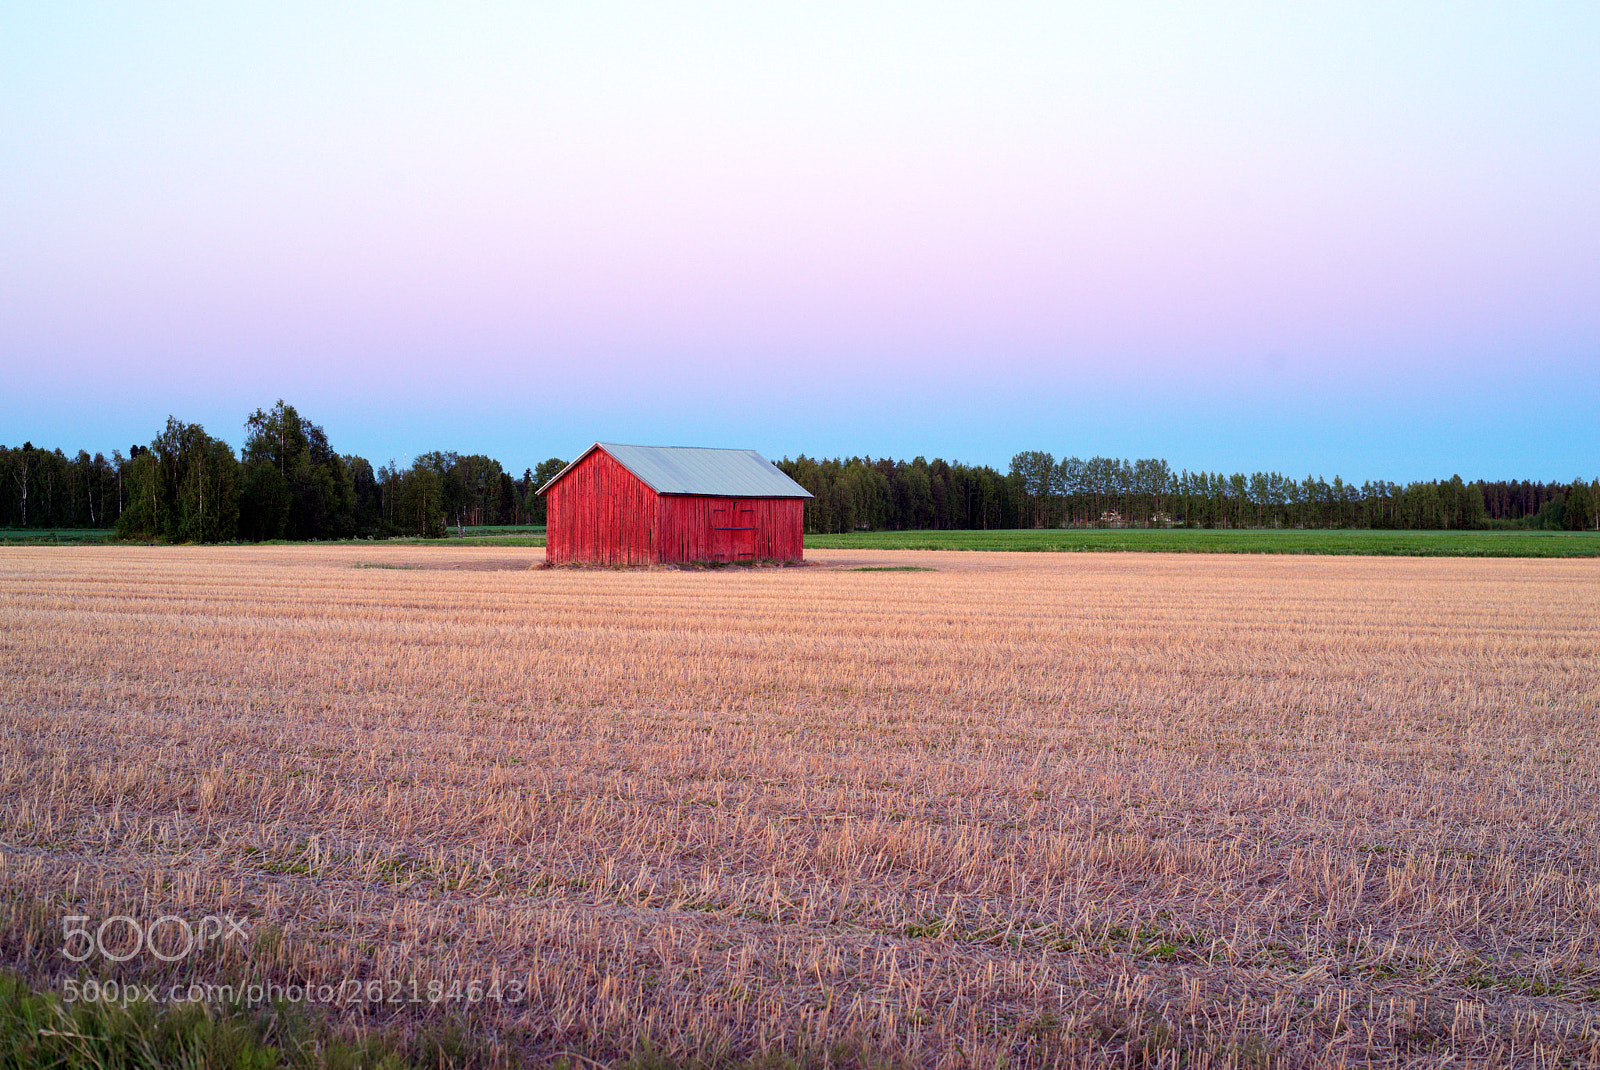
[710,501,758,562]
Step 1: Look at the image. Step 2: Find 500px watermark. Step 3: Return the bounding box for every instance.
[61,914,250,964]
[60,977,530,1008]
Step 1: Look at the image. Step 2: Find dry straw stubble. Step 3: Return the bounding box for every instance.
[1,545,1597,1067]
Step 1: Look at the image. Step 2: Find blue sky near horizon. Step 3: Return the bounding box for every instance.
[3,3,1596,482]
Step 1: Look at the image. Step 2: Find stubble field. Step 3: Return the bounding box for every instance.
[1,545,1597,1068]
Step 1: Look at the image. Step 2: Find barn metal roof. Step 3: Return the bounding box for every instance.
[538,443,813,498]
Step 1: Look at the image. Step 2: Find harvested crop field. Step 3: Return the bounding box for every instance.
[2,545,1598,1067]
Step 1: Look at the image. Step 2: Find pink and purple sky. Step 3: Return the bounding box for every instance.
[4,3,1596,481]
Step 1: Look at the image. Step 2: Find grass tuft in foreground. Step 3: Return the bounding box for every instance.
[0,971,445,1070]
[845,566,936,572]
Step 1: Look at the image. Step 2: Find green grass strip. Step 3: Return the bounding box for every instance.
[805,529,1600,557]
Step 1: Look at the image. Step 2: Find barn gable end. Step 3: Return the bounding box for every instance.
[542,449,658,565]
[538,443,811,565]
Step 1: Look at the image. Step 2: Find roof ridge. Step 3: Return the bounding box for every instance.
[538,442,812,498]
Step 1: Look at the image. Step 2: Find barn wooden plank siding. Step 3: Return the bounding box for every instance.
[657,496,805,563]
[539,443,811,565]
[543,448,659,565]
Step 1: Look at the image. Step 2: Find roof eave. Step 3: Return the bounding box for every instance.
[655,491,813,499]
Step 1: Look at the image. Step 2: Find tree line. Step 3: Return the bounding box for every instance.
[2,413,1594,540]
[0,402,566,541]
[774,453,1598,534]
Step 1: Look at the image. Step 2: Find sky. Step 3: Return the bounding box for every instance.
[3,2,1596,482]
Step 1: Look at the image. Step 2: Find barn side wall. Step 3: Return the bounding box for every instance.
[657,495,806,563]
[545,451,658,565]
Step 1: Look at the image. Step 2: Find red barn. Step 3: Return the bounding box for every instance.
[538,443,812,565]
